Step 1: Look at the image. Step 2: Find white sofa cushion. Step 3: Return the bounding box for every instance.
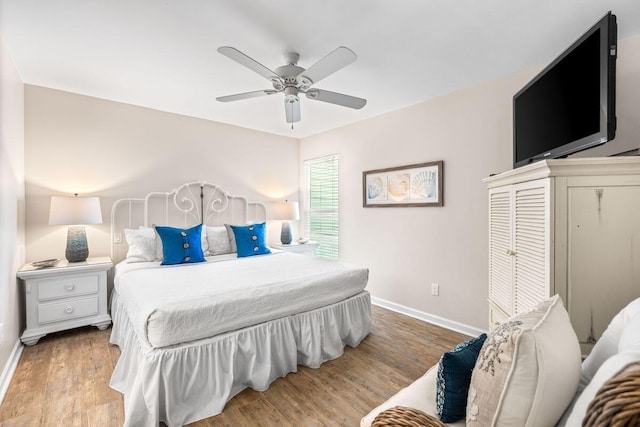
[360,366,465,427]
[563,352,640,426]
[466,295,581,427]
[619,311,640,352]
[578,298,640,391]
[558,308,640,426]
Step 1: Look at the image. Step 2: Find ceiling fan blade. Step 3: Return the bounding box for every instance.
[218,46,282,84]
[305,89,367,109]
[298,46,357,87]
[284,98,301,123]
[216,89,278,102]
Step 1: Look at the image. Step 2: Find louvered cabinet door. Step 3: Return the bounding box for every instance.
[513,179,552,314]
[488,178,552,327]
[488,188,513,318]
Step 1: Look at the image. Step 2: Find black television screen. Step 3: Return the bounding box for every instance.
[513,12,617,168]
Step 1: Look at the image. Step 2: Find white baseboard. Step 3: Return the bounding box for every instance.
[0,339,23,406]
[371,296,486,338]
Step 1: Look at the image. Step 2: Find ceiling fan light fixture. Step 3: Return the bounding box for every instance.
[217,46,366,126]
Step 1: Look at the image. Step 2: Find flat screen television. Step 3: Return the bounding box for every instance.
[513,12,617,169]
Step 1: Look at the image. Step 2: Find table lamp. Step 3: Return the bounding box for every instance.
[49,194,103,262]
[273,200,300,244]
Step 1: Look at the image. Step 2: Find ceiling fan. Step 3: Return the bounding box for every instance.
[216,46,367,125]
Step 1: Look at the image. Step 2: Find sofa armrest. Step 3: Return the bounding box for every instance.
[360,365,466,427]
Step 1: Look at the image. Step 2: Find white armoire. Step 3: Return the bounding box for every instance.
[484,157,640,354]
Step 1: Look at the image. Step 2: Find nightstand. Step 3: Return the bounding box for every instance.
[17,256,113,345]
[271,241,319,256]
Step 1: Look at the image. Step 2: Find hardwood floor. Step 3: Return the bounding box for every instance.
[0,305,467,427]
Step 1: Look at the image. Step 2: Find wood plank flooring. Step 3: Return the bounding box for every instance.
[0,305,467,427]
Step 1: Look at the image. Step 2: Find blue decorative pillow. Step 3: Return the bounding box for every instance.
[155,224,206,266]
[230,223,271,257]
[436,333,488,422]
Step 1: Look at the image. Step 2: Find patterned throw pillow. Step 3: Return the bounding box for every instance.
[436,333,487,422]
[466,295,581,427]
[155,224,206,265]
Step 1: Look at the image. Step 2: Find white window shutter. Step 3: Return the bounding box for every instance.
[303,155,339,260]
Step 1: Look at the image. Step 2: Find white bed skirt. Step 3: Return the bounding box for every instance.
[109,289,372,427]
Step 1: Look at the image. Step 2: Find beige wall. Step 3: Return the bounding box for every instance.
[21,35,640,334]
[24,86,299,263]
[0,37,25,395]
[300,35,640,330]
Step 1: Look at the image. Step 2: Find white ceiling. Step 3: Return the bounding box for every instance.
[1,0,639,139]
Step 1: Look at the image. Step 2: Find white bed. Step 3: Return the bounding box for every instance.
[108,182,371,426]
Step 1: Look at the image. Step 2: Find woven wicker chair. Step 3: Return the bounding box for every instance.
[583,362,640,427]
[371,406,447,427]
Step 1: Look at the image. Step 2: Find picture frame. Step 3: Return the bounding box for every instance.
[362,161,444,207]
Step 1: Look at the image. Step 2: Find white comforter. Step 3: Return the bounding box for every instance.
[114,251,369,348]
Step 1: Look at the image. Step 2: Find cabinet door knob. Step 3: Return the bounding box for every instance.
[64,306,74,314]
[65,284,75,291]
[506,249,517,256]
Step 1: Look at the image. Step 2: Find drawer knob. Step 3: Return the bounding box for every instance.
[65,284,75,291]
[64,306,74,314]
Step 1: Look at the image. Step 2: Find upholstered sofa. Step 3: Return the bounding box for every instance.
[361,296,640,426]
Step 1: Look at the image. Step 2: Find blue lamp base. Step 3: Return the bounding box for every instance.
[280,221,292,245]
[66,225,89,262]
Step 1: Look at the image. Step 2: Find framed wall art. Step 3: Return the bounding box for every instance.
[362,161,444,207]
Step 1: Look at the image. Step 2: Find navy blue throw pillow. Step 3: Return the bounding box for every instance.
[155,224,206,266]
[436,333,488,422]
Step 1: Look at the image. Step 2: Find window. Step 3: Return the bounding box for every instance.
[303,155,339,260]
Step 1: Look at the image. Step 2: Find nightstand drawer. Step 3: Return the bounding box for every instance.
[37,274,99,301]
[38,297,99,324]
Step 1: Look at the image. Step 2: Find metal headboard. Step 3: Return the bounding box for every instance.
[110,181,267,262]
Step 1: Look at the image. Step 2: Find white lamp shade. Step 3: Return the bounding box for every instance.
[273,201,300,221]
[49,196,103,225]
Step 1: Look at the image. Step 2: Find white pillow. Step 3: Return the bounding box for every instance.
[466,295,581,427]
[206,226,232,256]
[618,311,640,353]
[579,297,640,389]
[224,224,238,253]
[200,225,209,255]
[124,227,156,262]
[563,352,640,426]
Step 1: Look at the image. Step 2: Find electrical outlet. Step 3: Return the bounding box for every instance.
[113,233,123,244]
[431,283,439,296]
